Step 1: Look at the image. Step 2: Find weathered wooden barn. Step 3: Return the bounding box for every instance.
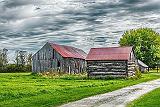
[137,60,149,73]
[32,42,87,73]
[86,46,137,78]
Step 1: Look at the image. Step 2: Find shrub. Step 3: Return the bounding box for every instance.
[135,67,142,79]
[0,64,32,73]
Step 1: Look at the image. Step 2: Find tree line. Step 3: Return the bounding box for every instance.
[0,49,32,73]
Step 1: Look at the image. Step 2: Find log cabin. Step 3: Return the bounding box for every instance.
[32,42,87,74]
[86,46,137,78]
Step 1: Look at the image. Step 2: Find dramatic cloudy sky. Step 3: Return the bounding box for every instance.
[0,0,160,61]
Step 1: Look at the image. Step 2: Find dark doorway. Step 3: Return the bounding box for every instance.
[57,61,61,67]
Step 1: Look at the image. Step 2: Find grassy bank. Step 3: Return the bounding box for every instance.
[128,87,160,107]
[0,72,160,107]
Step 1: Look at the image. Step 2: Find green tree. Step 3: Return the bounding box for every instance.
[119,28,160,67]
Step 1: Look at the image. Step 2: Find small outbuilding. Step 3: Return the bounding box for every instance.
[86,46,137,78]
[137,60,149,73]
[32,42,87,74]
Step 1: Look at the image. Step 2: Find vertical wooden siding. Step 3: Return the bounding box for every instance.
[32,43,86,73]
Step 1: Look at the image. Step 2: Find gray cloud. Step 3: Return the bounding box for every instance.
[0,0,160,61]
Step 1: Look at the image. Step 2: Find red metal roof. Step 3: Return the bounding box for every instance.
[49,42,86,59]
[86,46,133,61]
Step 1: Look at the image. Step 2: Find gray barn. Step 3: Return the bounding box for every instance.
[86,47,137,78]
[138,60,149,73]
[32,42,87,73]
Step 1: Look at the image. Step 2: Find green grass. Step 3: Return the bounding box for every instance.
[128,87,160,107]
[0,72,160,107]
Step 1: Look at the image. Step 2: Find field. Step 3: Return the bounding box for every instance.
[0,72,160,107]
[128,87,160,107]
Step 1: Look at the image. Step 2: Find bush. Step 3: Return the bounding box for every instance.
[135,67,142,79]
[0,64,32,73]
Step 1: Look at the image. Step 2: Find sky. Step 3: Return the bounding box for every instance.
[0,0,160,61]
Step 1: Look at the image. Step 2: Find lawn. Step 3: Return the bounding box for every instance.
[0,72,160,107]
[128,87,160,107]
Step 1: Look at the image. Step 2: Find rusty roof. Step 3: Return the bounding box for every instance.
[49,42,86,59]
[86,46,133,61]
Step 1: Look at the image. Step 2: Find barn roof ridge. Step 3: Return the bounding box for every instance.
[48,42,87,59]
[90,46,133,49]
[86,46,133,61]
[48,41,83,51]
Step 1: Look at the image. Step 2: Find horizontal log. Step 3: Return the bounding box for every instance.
[128,70,135,72]
[88,65,106,68]
[128,71,135,74]
[128,62,135,64]
[87,69,126,72]
[111,69,126,72]
[87,66,126,70]
[128,64,136,67]
[89,71,126,75]
[89,69,110,72]
[128,72,135,75]
[128,67,135,70]
[89,75,126,78]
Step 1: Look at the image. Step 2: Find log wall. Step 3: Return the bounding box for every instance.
[87,60,128,78]
[128,61,136,76]
[87,60,136,78]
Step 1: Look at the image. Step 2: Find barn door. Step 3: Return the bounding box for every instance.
[57,60,61,72]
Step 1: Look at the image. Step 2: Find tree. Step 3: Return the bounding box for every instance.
[119,28,160,67]
[0,48,8,67]
[15,50,27,66]
[26,53,32,66]
[2,48,8,66]
[0,50,3,67]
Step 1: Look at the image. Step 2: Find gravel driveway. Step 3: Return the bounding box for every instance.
[60,79,160,107]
